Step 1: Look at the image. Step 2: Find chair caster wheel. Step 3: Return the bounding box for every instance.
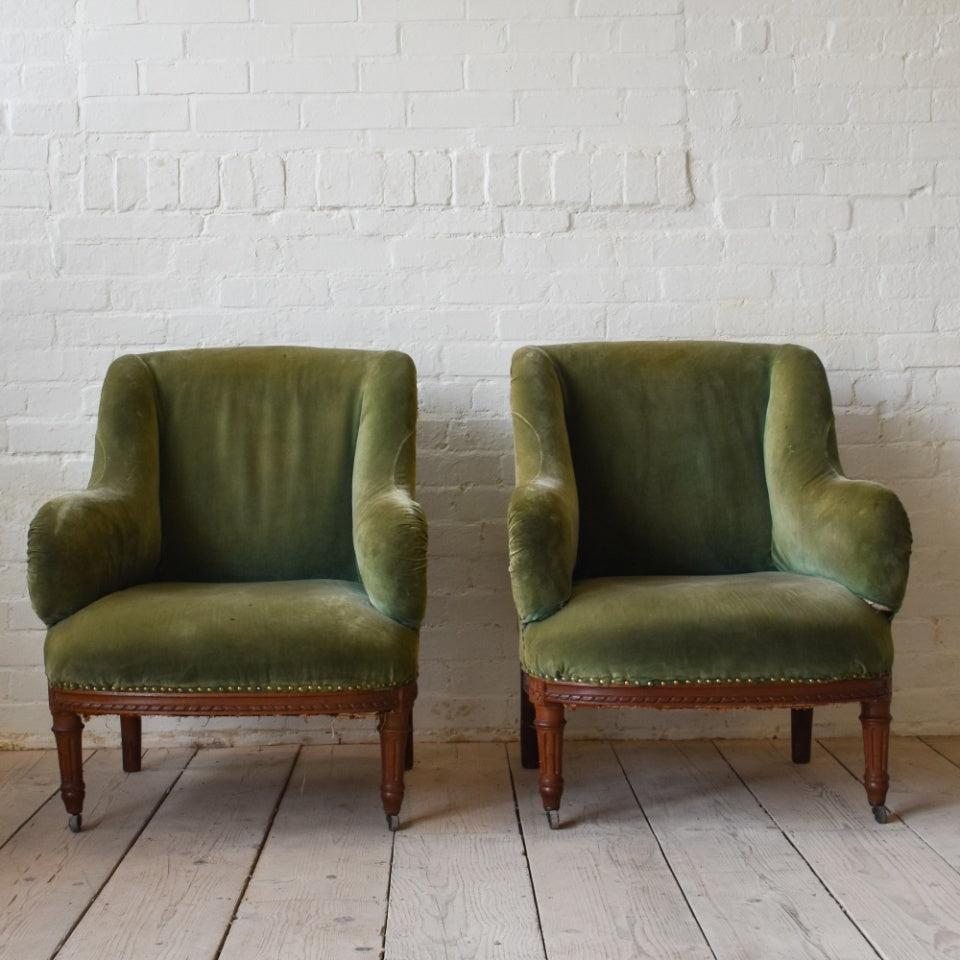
[546,809,560,830]
[386,814,400,832]
[68,814,83,833]
[872,804,889,824]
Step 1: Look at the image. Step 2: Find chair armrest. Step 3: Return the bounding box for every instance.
[770,474,911,613]
[508,478,578,624]
[27,355,162,626]
[27,489,161,626]
[766,344,912,612]
[508,346,580,624]
[352,352,427,629]
[354,488,428,629]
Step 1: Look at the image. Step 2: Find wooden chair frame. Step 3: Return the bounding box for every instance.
[50,681,417,833]
[520,673,891,826]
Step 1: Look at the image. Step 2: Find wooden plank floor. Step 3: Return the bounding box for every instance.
[2,736,960,960]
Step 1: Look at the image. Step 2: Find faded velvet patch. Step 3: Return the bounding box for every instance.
[520,573,894,686]
[45,580,419,693]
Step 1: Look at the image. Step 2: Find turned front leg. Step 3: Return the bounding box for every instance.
[534,701,565,816]
[52,711,85,828]
[378,695,413,828]
[860,696,892,821]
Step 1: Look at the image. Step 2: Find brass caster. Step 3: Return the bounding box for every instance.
[68,813,83,833]
[546,809,560,830]
[872,804,889,824]
[386,813,400,832]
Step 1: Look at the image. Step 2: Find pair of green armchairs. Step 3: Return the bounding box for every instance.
[27,342,911,832]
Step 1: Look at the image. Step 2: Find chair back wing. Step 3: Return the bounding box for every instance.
[27,355,163,626]
[765,345,912,610]
[541,341,777,578]
[352,350,428,627]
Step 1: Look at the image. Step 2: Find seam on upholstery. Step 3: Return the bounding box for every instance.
[511,411,544,480]
[762,344,779,563]
[392,429,414,488]
[512,344,568,483]
[89,354,157,488]
[135,352,163,439]
[531,343,569,419]
[91,436,107,486]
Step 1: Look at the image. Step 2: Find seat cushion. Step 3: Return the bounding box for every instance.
[520,572,893,686]
[44,580,418,694]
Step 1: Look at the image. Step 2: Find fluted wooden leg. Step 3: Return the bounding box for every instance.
[378,687,413,828]
[791,708,813,764]
[534,700,565,825]
[120,715,142,772]
[520,672,539,769]
[52,710,85,830]
[860,695,892,822]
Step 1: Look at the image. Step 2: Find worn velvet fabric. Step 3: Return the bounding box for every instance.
[28,346,427,693]
[44,580,418,693]
[521,573,893,686]
[508,341,911,685]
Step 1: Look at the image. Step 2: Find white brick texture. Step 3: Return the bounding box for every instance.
[1,1,958,745]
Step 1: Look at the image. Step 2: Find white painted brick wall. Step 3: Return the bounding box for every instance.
[1,0,958,746]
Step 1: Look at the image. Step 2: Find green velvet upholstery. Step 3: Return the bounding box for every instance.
[43,581,418,694]
[29,346,427,695]
[509,341,912,686]
[520,573,893,687]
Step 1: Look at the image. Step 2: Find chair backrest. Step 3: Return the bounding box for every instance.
[112,347,392,583]
[541,341,779,577]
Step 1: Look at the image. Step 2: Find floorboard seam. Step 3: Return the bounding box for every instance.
[505,742,550,960]
[712,740,886,960]
[379,802,398,960]
[918,735,960,771]
[820,736,960,882]
[611,741,720,960]
[50,746,198,960]
[0,752,92,856]
[211,744,303,960]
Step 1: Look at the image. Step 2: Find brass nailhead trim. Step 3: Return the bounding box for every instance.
[533,672,880,686]
[51,680,410,694]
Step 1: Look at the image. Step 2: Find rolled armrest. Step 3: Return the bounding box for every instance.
[27,489,161,626]
[766,344,911,612]
[771,473,911,612]
[351,352,427,629]
[354,488,428,629]
[508,346,580,624]
[508,478,578,624]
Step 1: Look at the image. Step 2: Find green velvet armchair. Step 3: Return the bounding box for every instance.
[28,346,427,831]
[509,341,911,826]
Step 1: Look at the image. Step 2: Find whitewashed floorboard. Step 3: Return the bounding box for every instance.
[0,750,65,845]
[720,738,960,960]
[385,743,543,960]
[400,741,523,835]
[0,748,193,960]
[925,735,960,767]
[54,745,298,960]
[617,739,878,960]
[2,739,960,960]
[822,735,960,870]
[512,740,713,960]
[219,744,394,960]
